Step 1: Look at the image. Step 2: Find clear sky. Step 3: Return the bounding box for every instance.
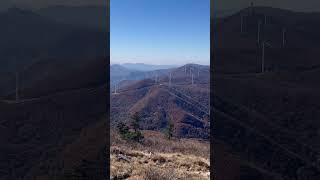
[110,0,210,65]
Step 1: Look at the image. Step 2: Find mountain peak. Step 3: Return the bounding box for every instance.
[2,6,45,21]
[6,7,35,15]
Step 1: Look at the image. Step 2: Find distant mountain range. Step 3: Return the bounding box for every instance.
[110,64,175,88]
[213,8,240,18]
[120,63,178,71]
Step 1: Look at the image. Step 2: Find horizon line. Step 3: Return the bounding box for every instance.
[110,62,210,65]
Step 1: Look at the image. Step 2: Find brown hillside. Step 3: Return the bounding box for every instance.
[111,79,209,139]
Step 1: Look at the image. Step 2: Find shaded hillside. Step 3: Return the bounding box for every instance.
[0,57,107,179]
[25,118,108,180]
[37,5,107,30]
[213,6,320,179]
[0,7,107,98]
[214,71,320,150]
[0,7,106,74]
[111,65,210,139]
[0,85,107,179]
[213,6,320,74]
[215,6,320,48]
[168,64,210,84]
[3,57,107,99]
[0,6,108,180]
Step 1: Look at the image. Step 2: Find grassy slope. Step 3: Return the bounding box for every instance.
[110,130,210,180]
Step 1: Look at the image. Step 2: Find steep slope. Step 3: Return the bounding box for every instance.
[213,6,320,74]
[213,6,320,178]
[130,85,209,139]
[2,57,107,100]
[111,65,210,139]
[0,7,106,70]
[37,5,107,30]
[0,85,107,179]
[0,7,107,97]
[0,56,107,179]
[169,64,210,84]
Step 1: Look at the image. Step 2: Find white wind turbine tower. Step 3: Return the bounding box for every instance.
[241,15,244,33]
[169,72,172,87]
[191,73,194,85]
[113,82,118,94]
[261,41,272,73]
[12,57,42,103]
[197,67,200,77]
[15,71,19,102]
[257,20,262,44]
[155,72,158,84]
[184,65,187,75]
[282,27,286,47]
[13,57,20,103]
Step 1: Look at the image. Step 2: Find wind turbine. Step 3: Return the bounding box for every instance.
[13,57,20,103]
[155,72,158,84]
[282,27,286,47]
[250,2,254,15]
[241,15,244,33]
[15,71,19,102]
[113,83,118,94]
[261,41,272,73]
[257,20,262,45]
[191,73,194,85]
[169,72,172,86]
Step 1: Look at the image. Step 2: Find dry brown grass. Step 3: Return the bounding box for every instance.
[143,167,179,180]
[110,148,210,180]
[110,130,210,180]
[111,130,210,159]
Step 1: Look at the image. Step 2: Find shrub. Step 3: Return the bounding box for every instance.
[131,112,141,132]
[116,120,144,142]
[164,117,174,140]
[117,122,129,135]
[123,130,144,142]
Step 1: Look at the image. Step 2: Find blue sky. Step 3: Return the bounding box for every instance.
[110,0,210,65]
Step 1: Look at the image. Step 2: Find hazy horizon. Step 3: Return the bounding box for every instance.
[110,61,210,66]
[110,0,210,65]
